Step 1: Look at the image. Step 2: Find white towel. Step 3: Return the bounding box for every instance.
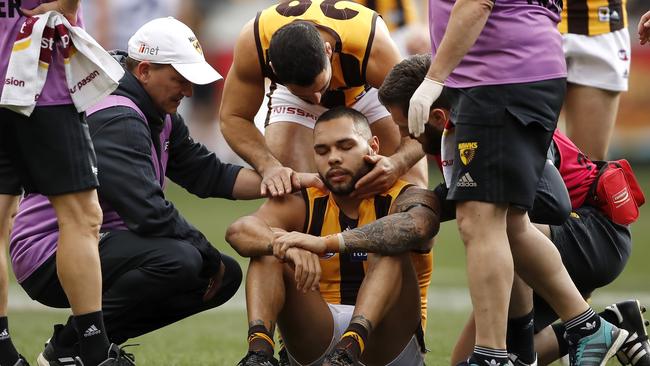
[0,11,124,116]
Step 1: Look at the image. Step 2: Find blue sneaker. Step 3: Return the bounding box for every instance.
[566,318,629,366]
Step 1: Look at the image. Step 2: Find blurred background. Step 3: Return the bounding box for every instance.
[7,1,650,364]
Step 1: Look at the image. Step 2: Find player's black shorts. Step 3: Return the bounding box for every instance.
[0,105,99,196]
[533,205,632,332]
[446,78,566,210]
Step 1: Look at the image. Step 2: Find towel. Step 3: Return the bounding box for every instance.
[0,11,124,116]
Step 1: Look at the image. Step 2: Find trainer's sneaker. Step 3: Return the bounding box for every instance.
[566,318,629,366]
[37,325,78,366]
[13,355,30,366]
[277,347,290,366]
[236,351,279,366]
[507,353,537,366]
[73,344,135,366]
[604,300,650,366]
[322,348,358,366]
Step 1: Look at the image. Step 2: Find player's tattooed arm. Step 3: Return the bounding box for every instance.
[341,187,441,254]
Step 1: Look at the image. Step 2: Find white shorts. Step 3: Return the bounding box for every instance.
[287,304,424,366]
[563,28,630,92]
[265,84,391,128]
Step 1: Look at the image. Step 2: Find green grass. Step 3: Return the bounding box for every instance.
[7,165,650,365]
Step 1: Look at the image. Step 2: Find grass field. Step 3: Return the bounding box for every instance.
[8,166,650,365]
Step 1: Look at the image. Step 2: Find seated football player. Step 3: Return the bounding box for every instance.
[226,107,440,366]
[378,54,649,366]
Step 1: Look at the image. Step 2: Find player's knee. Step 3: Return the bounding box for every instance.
[51,191,103,235]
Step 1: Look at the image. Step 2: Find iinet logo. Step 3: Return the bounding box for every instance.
[138,43,160,56]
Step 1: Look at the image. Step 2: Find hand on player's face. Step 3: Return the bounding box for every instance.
[639,10,650,45]
[351,154,399,199]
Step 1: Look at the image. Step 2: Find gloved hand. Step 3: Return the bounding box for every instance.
[408,77,444,137]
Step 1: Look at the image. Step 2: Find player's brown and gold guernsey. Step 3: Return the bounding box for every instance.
[558,0,627,36]
[254,0,378,108]
[353,0,417,31]
[302,180,433,326]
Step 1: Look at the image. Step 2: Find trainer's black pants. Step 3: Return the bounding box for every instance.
[20,230,242,344]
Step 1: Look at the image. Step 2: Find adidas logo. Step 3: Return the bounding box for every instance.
[0,328,8,340]
[457,172,477,187]
[581,321,597,331]
[485,359,500,366]
[83,325,101,338]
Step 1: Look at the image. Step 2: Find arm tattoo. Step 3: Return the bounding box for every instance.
[342,188,440,254]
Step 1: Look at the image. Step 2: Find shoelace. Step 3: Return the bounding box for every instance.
[326,349,355,366]
[116,344,138,365]
[238,351,275,366]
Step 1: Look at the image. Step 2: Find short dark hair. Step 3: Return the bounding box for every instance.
[316,107,371,140]
[269,22,327,86]
[378,54,450,114]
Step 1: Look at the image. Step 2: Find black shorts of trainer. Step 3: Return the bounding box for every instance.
[20,230,243,344]
[0,105,99,196]
[446,78,566,210]
[533,205,632,332]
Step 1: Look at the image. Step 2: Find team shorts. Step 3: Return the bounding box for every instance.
[533,205,632,332]
[446,79,566,210]
[563,28,630,92]
[287,303,424,366]
[265,84,391,128]
[0,105,99,196]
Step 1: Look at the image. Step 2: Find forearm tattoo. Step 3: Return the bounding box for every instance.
[342,188,440,254]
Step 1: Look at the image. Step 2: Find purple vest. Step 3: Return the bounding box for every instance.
[9,95,173,282]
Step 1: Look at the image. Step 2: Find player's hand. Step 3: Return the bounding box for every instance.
[639,10,650,45]
[408,77,444,137]
[351,154,400,198]
[21,0,79,25]
[284,247,321,293]
[293,172,328,192]
[273,231,326,258]
[260,166,297,197]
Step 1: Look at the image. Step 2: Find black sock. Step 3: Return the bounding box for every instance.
[599,309,618,326]
[470,346,509,366]
[73,311,110,366]
[552,323,569,357]
[247,325,274,357]
[53,316,79,348]
[506,310,536,364]
[335,322,370,362]
[0,316,20,366]
[565,308,600,339]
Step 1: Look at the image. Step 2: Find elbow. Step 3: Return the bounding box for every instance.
[225,218,253,257]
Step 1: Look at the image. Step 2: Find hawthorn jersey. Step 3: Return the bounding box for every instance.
[254,0,378,107]
[353,0,417,31]
[558,0,627,36]
[302,180,433,325]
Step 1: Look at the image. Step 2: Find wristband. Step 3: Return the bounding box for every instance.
[337,233,347,253]
[424,76,445,87]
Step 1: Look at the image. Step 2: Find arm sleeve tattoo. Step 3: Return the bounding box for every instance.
[341,187,441,254]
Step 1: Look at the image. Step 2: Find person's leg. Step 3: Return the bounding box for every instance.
[0,194,22,366]
[356,254,422,366]
[457,200,512,365]
[564,84,620,160]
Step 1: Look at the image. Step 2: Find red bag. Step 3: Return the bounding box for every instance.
[588,159,646,225]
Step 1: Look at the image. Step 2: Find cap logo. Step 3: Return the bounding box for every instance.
[138,43,160,56]
[188,36,203,55]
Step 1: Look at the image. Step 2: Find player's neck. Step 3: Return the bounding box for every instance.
[332,194,362,219]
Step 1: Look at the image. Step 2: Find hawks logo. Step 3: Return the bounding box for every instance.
[188,36,203,55]
[458,142,478,166]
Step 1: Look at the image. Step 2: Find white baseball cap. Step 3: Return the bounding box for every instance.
[127,17,222,85]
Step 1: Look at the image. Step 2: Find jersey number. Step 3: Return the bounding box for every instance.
[276,0,359,20]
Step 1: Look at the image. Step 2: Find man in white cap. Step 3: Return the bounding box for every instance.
[9,17,323,365]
